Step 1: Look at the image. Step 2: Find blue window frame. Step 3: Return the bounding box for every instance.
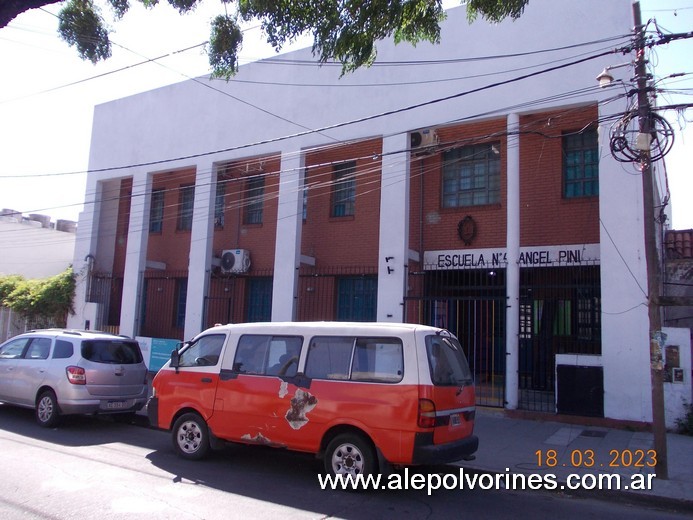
[563,129,599,198]
[177,185,195,231]
[149,189,165,233]
[243,175,264,225]
[331,161,356,217]
[442,143,500,207]
[337,276,377,321]
[246,277,272,322]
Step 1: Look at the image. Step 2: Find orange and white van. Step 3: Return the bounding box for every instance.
[147,322,478,477]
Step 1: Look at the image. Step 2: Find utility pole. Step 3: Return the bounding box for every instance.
[632,1,667,480]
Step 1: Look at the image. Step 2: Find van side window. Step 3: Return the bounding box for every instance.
[306,336,404,383]
[426,335,473,386]
[178,334,225,367]
[234,335,302,376]
[305,336,353,380]
[53,339,74,359]
[352,338,403,383]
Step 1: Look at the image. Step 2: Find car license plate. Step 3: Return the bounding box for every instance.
[450,413,461,427]
[106,400,126,409]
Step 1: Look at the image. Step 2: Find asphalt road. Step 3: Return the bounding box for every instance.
[0,405,689,520]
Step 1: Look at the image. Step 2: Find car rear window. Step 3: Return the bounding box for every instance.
[81,340,143,364]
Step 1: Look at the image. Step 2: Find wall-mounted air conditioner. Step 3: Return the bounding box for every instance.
[221,249,251,274]
[410,128,439,153]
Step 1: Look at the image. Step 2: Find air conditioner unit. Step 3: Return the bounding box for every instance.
[221,249,251,274]
[410,128,439,152]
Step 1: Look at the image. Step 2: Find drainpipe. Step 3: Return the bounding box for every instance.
[505,113,520,409]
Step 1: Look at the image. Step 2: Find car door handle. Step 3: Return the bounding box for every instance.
[201,377,212,383]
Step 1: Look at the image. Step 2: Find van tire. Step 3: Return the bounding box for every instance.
[324,433,378,478]
[172,413,210,460]
[36,390,61,428]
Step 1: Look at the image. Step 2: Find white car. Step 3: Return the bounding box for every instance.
[0,329,148,427]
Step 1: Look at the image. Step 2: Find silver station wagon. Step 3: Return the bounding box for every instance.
[0,329,148,427]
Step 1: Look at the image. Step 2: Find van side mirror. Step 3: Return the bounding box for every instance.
[171,349,180,373]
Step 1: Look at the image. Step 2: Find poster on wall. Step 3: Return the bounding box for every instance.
[136,336,180,372]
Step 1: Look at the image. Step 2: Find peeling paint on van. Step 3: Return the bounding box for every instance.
[285,388,317,430]
[241,432,272,445]
[278,380,289,398]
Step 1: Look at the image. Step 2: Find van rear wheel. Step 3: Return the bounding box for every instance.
[324,433,377,478]
[172,413,210,460]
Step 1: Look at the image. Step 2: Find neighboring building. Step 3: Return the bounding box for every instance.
[69,1,691,424]
[0,209,76,278]
[0,210,77,341]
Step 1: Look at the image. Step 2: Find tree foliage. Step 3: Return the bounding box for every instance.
[1,0,530,78]
[0,267,76,324]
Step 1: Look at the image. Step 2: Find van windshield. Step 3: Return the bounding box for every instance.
[426,335,473,386]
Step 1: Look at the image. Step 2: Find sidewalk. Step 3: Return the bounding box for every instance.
[458,407,693,510]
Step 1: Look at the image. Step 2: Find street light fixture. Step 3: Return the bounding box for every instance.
[596,62,631,88]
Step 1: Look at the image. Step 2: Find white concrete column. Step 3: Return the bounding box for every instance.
[271,151,305,321]
[598,110,652,422]
[67,177,104,330]
[505,113,521,409]
[184,160,217,339]
[377,133,410,322]
[119,170,152,338]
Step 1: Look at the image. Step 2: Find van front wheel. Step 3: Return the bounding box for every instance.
[172,413,210,460]
[324,433,377,478]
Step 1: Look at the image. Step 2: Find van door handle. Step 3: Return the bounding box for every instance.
[201,377,212,383]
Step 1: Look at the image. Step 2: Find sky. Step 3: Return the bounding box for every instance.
[0,0,692,228]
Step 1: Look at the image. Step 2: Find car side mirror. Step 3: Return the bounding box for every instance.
[171,349,180,373]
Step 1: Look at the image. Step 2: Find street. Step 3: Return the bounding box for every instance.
[0,405,688,520]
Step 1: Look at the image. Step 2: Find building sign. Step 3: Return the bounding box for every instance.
[423,244,599,270]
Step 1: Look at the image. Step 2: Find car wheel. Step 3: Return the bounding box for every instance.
[324,433,378,478]
[36,390,60,428]
[172,413,210,460]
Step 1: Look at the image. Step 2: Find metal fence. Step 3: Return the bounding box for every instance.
[405,264,601,411]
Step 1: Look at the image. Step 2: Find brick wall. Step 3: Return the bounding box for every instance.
[409,104,600,258]
[302,138,383,267]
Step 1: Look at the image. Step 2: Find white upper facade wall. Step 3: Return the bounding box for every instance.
[86,0,633,174]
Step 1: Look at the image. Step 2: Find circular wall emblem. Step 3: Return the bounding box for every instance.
[458,216,477,245]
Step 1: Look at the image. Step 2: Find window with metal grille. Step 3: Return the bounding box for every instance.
[177,185,195,231]
[246,277,272,322]
[442,143,500,207]
[214,180,226,229]
[243,175,264,225]
[331,161,356,217]
[174,278,188,328]
[336,276,377,321]
[563,129,599,198]
[149,189,164,233]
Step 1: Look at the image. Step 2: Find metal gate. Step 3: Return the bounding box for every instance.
[405,268,506,408]
[518,265,601,412]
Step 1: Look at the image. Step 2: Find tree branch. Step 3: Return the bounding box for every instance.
[0,0,63,28]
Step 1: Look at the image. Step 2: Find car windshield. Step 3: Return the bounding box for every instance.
[426,334,473,386]
[81,340,143,364]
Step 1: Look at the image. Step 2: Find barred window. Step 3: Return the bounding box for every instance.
[563,129,599,198]
[149,189,164,233]
[214,181,226,229]
[331,161,356,217]
[243,175,264,225]
[442,144,500,207]
[177,185,194,231]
